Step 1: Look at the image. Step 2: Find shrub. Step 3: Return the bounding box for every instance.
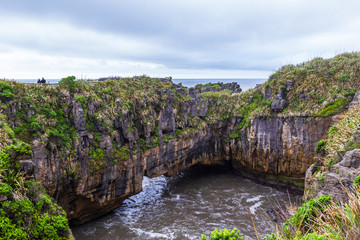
[91,148,104,161]
[30,121,40,131]
[315,97,350,117]
[328,126,338,135]
[323,104,360,166]
[74,95,87,112]
[229,131,240,139]
[0,198,70,239]
[163,135,174,143]
[315,140,327,153]
[58,76,77,94]
[0,81,14,101]
[199,228,243,240]
[0,183,13,196]
[340,73,350,82]
[354,174,360,186]
[283,195,333,236]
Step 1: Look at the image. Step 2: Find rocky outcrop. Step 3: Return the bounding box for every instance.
[226,116,336,178]
[192,82,242,94]
[348,86,360,110]
[305,149,360,203]
[271,89,286,112]
[33,121,227,224]
[265,87,272,100]
[36,113,334,225]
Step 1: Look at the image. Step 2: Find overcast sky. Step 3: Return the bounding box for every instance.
[1,0,360,80]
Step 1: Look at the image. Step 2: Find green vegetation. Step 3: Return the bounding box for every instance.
[252,53,360,116]
[194,82,222,91]
[267,187,360,240]
[0,81,14,101]
[353,174,360,186]
[58,76,78,94]
[264,232,341,240]
[199,228,243,240]
[0,182,70,239]
[315,140,327,153]
[315,97,350,117]
[321,104,360,167]
[283,195,332,236]
[0,117,71,239]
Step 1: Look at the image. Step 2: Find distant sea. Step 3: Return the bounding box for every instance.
[173,78,266,91]
[14,78,266,91]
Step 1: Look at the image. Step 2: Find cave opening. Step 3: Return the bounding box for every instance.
[72,164,301,240]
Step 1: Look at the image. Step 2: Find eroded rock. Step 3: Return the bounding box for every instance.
[271,88,286,112]
[26,81,336,225]
[315,149,360,203]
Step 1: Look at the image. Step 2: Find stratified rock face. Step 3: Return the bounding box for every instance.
[24,81,336,225]
[30,109,335,224]
[305,149,360,203]
[226,116,335,178]
[33,123,226,225]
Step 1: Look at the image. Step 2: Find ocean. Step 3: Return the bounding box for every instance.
[172,78,266,91]
[13,78,266,91]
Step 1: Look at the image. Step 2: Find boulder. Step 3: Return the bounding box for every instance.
[316,149,360,203]
[265,87,272,100]
[271,89,286,112]
[19,159,35,176]
[348,86,360,110]
[72,100,86,131]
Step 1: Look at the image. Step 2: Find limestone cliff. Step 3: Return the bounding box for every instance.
[30,103,335,224]
[2,53,360,225]
[14,81,336,224]
[226,116,336,178]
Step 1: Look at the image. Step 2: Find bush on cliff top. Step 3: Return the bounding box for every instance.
[252,52,360,117]
[200,53,360,144]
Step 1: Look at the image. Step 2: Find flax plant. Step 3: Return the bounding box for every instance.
[312,187,360,239]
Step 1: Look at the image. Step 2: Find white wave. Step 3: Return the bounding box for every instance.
[249,201,262,215]
[80,225,97,236]
[246,195,261,203]
[130,227,174,240]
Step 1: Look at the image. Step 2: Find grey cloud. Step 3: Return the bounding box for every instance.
[1,0,360,74]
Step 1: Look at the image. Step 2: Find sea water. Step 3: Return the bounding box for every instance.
[72,167,300,240]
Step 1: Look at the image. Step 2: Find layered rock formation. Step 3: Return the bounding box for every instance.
[308,149,360,203]
[22,83,336,224]
[5,62,358,224]
[226,116,336,178]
